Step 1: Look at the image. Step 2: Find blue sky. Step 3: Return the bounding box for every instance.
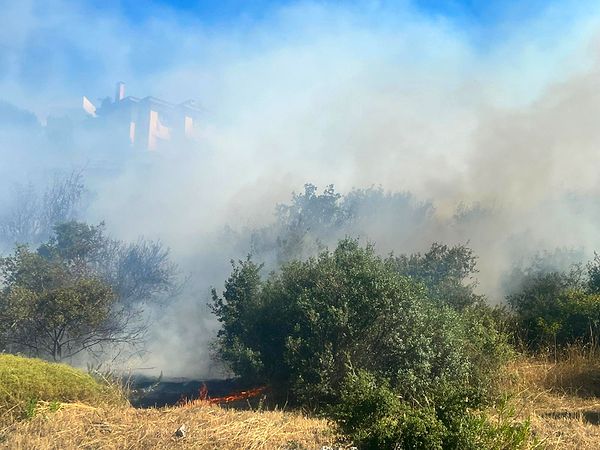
[78,0,593,62]
[105,0,552,23]
[93,0,566,33]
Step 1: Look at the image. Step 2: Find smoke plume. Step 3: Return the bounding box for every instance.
[3,0,600,376]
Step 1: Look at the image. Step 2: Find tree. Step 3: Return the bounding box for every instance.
[39,221,177,307]
[249,184,434,266]
[250,184,343,263]
[587,252,600,294]
[0,246,138,361]
[211,238,509,407]
[391,242,483,309]
[0,222,177,361]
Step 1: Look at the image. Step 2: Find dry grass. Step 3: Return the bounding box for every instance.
[503,348,600,449]
[0,401,337,450]
[7,348,600,449]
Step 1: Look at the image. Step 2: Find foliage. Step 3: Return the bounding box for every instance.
[0,221,176,360]
[0,170,176,305]
[507,259,600,351]
[391,242,483,309]
[250,184,432,265]
[211,238,510,408]
[0,245,126,360]
[331,370,531,450]
[0,353,124,425]
[39,221,177,306]
[587,252,600,294]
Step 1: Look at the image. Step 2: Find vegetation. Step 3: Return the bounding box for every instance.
[211,238,520,448]
[212,239,508,407]
[4,181,600,449]
[507,253,600,353]
[6,353,600,449]
[0,221,176,361]
[1,397,335,449]
[390,242,484,310]
[0,354,124,426]
[0,244,122,360]
[250,183,432,264]
[332,370,531,450]
[40,221,177,307]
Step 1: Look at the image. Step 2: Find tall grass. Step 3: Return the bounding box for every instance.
[509,345,600,398]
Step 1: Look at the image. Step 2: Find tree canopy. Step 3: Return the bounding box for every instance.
[0,221,177,361]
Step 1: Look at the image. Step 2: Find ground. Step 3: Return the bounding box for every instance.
[507,354,600,449]
[3,353,600,449]
[0,402,336,450]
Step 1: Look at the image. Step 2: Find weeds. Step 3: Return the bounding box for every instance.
[22,399,37,420]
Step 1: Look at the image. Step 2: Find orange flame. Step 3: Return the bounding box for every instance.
[207,386,266,405]
[177,383,267,407]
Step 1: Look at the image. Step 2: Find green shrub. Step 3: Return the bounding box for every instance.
[390,242,483,310]
[0,354,125,425]
[507,265,600,351]
[0,221,176,361]
[211,238,511,408]
[331,370,531,450]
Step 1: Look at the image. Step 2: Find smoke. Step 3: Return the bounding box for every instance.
[3,0,600,376]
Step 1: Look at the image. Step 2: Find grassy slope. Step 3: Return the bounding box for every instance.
[0,354,336,449]
[0,354,123,426]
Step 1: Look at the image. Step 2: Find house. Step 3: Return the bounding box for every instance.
[82,82,201,150]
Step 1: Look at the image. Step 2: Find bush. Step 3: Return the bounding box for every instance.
[211,238,510,408]
[507,263,600,352]
[0,221,176,361]
[391,242,483,310]
[249,184,433,264]
[0,353,125,425]
[331,370,531,450]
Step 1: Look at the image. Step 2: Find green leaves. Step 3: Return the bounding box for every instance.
[0,245,116,360]
[211,238,517,448]
[211,238,509,409]
[0,221,167,361]
[331,370,531,450]
[391,242,483,310]
[508,262,600,350]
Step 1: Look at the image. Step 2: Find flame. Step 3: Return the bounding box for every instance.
[177,383,267,407]
[198,383,209,401]
[207,386,266,405]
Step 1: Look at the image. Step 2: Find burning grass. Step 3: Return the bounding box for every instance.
[177,384,268,407]
[0,402,336,450]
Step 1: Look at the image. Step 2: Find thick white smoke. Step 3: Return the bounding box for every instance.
[3,0,600,376]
